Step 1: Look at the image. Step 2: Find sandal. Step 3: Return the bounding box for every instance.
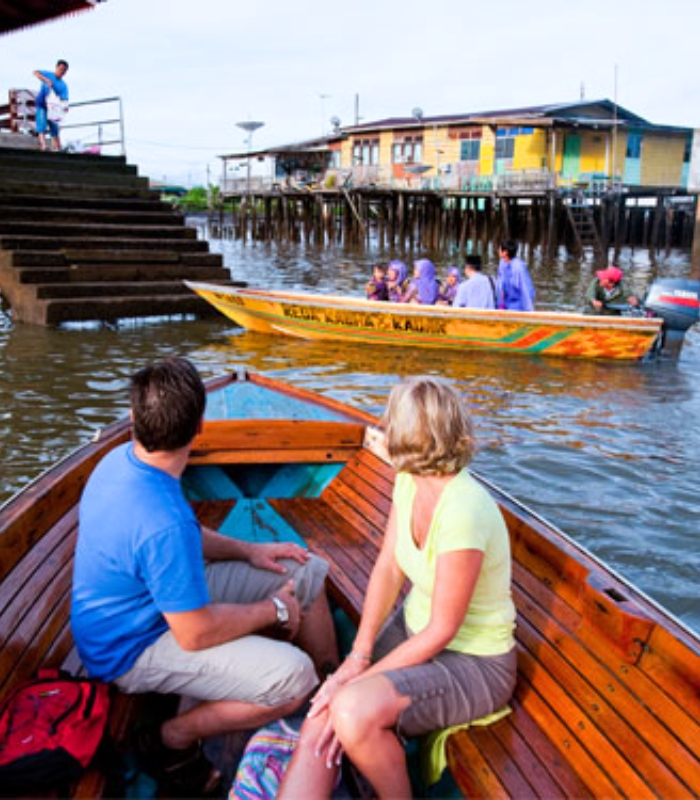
[134,723,222,798]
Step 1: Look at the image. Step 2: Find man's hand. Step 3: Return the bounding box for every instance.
[248,541,309,574]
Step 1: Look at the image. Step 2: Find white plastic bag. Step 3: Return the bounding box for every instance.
[47,92,69,123]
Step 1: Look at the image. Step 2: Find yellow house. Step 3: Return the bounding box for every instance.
[336,100,693,191]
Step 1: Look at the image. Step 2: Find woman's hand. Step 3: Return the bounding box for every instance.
[308,652,370,719]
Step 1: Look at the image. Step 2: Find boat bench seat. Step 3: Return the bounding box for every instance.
[272,448,700,799]
[0,430,144,799]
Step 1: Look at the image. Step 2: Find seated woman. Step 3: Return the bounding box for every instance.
[385,259,409,303]
[403,258,439,305]
[437,266,461,305]
[365,263,389,301]
[279,376,517,800]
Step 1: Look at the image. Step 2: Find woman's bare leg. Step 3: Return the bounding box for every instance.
[278,711,339,800]
[331,675,412,800]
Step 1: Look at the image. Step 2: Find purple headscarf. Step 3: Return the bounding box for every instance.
[439,266,461,304]
[411,259,439,304]
[386,260,408,302]
[387,259,407,286]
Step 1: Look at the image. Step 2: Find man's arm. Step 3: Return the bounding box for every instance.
[163,579,299,651]
[201,526,309,574]
[33,70,53,87]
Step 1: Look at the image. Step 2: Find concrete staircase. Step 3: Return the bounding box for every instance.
[0,146,232,325]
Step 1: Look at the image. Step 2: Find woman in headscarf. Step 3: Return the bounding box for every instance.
[386,260,409,303]
[437,266,461,305]
[404,259,439,305]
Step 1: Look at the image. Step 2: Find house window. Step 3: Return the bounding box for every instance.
[392,135,423,164]
[459,130,482,162]
[626,133,642,159]
[353,137,379,166]
[495,134,515,160]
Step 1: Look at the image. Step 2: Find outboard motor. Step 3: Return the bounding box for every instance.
[644,278,700,358]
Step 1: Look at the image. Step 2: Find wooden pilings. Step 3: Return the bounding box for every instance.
[210,189,697,257]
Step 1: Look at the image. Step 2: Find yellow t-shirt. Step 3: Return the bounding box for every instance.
[393,469,516,656]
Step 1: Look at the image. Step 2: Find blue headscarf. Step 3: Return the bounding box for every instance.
[412,259,439,304]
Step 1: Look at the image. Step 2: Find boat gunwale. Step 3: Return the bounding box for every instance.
[185,281,664,334]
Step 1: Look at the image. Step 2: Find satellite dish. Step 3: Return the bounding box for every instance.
[412,107,424,121]
[330,116,341,130]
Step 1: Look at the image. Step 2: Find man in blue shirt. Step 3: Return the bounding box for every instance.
[33,59,69,151]
[453,254,497,309]
[71,357,337,796]
[496,240,536,311]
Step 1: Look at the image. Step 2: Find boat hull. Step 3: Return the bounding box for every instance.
[186,282,663,361]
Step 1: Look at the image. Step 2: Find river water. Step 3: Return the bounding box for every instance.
[1,231,698,636]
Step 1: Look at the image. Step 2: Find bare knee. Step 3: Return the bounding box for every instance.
[330,685,376,747]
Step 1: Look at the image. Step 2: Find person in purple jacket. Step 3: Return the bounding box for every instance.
[496,240,535,311]
[437,266,461,305]
[403,259,439,305]
[386,260,409,303]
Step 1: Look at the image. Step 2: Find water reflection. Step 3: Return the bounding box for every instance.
[1,241,698,636]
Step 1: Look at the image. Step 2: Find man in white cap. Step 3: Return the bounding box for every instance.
[586,266,639,315]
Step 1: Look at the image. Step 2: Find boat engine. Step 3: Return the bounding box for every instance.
[644,277,700,358]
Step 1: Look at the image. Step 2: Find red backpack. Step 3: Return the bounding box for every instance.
[0,669,110,796]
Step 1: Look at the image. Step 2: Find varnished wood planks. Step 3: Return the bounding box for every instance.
[189,420,366,464]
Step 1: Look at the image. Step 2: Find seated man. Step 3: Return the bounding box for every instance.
[71,357,337,796]
[586,266,639,314]
[453,255,496,309]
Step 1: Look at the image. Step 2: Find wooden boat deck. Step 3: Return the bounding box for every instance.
[197,446,700,799]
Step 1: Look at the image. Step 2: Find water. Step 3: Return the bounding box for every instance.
[1,234,698,636]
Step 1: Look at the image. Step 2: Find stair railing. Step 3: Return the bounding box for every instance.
[60,96,126,156]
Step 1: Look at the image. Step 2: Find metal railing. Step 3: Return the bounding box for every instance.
[60,96,126,155]
[1,89,126,156]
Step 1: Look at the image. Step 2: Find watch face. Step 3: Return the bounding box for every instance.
[273,596,289,624]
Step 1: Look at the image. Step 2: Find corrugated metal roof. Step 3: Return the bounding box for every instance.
[0,0,104,36]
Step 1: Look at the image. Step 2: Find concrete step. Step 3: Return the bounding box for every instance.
[0,234,210,252]
[34,280,206,299]
[0,147,134,173]
[0,204,185,227]
[7,249,222,266]
[17,264,229,285]
[0,163,148,187]
[0,193,171,213]
[42,293,221,326]
[0,179,156,200]
[0,221,196,239]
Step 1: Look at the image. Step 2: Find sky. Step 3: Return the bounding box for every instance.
[1,0,698,187]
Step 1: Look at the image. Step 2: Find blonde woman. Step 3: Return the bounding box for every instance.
[280,376,517,799]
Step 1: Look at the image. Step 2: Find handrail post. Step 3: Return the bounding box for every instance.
[118,96,126,157]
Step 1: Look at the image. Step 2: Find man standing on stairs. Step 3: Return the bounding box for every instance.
[33,59,69,151]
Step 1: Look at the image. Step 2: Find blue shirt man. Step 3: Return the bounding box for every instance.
[453,256,496,309]
[33,59,69,151]
[497,240,536,311]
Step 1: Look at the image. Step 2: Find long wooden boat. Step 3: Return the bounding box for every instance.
[185,279,699,361]
[1,371,699,798]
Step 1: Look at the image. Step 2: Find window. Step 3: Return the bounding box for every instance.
[626,133,642,159]
[392,135,423,164]
[459,129,481,162]
[353,137,379,166]
[495,136,515,160]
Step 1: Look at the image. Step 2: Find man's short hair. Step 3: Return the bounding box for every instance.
[382,376,475,475]
[500,240,518,260]
[130,357,206,452]
[56,59,69,71]
[465,254,483,271]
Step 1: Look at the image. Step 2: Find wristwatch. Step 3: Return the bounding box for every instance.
[271,596,289,627]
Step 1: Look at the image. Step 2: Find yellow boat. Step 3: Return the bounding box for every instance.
[185,279,699,361]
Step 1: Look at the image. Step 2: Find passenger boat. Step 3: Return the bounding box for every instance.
[185,278,700,361]
[1,370,699,798]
